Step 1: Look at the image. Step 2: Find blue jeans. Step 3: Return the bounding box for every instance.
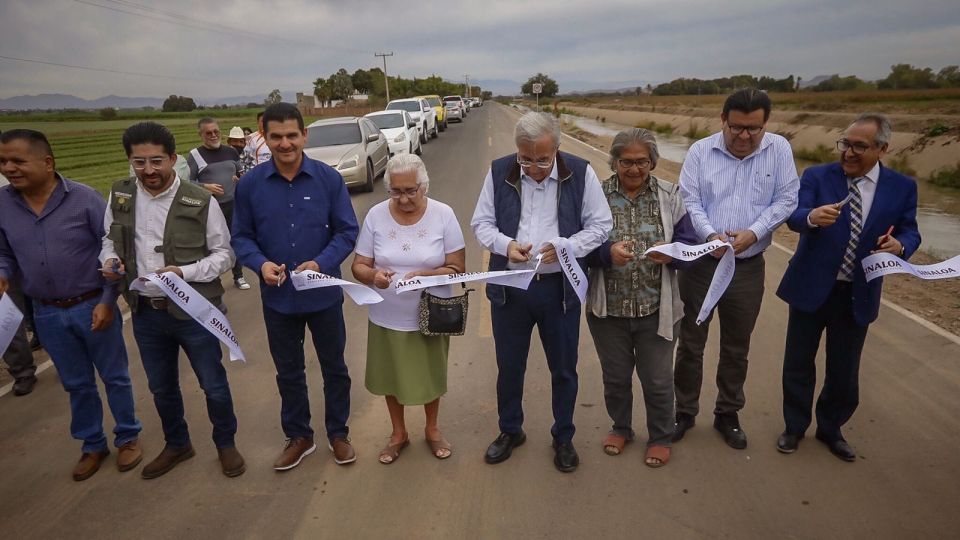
[262,303,351,442]
[132,304,237,449]
[491,274,581,443]
[32,297,140,453]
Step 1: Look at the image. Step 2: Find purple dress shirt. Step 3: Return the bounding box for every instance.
[0,174,116,303]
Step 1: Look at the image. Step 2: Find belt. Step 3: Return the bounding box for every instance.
[140,296,169,310]
[533,272,562,281]
[39,289,101,308]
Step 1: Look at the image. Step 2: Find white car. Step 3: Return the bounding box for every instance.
[444,101,463,122]
[443,95,468,117]
[304,116,389,192]
[365,110,422,157]
[385,98,438,144]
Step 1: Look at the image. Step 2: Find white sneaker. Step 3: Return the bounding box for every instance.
[235,277,251,290]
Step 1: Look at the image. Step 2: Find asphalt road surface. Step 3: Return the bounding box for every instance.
[1,103,959,539]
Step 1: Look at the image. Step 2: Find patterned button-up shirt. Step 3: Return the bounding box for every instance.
[602,174,664,318]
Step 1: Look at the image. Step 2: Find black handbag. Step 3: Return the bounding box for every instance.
[417,286,474,336]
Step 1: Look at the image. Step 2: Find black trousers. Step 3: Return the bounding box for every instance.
[782,281,869,442]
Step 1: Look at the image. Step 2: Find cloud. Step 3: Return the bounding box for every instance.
[0,0,957,99]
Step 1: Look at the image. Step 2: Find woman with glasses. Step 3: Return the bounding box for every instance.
[351,154,466,464]
[584,128,698,467]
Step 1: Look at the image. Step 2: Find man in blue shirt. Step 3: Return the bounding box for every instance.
[0,129,142,481]
[232,103,359,471]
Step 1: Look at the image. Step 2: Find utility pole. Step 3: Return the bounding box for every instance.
[375,52,394,102]
[464,74,470,98]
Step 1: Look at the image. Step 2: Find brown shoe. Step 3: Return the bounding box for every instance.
[141,444,195,479]
[328,437,357,465]
[217,446,246,477]
[273,437,316,471]
[73,449,110,481]
[117,439,143,472]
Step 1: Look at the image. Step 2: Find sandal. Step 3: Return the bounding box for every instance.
[645,445,670,468]
[378,438,409,465]
[603,433,629,456]
[426,435,453,459]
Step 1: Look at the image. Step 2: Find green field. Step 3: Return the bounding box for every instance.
[0,111,264,194]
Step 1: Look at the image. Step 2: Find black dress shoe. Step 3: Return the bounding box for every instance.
[816,433,856,462]
[713,414,748,449]
[484,431,526,464]
[776,432,803,454]
[552,440,579,473]
[13,375,37,396]
[672,412,695,442]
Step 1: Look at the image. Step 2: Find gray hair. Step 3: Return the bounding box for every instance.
[197,117,217,130]
[383,153,429,192]
[515,112,560,147]
[850,112,892,147]
[608,128,660,171]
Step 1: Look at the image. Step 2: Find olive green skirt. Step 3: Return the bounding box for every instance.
[365,321,449,405]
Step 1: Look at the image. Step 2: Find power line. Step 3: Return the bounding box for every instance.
[71,0,372,54]
[0,54,243,84]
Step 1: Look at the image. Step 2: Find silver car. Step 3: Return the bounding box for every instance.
[304,117,389,192]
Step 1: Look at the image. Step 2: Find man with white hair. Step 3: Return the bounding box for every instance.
[471,112,612,472]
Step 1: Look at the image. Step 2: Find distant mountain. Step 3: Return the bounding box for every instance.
[452,78,662,97]
[0,93,163,110]
[0,91,300,111]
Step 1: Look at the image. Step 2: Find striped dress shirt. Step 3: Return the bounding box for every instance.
[679,132,799,258]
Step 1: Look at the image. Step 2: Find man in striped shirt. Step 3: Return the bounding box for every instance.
[673,88,799,449]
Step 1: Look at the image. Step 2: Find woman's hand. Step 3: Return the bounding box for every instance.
[373,269,396,289]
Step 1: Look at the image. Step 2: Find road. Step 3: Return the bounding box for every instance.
[1,103,959,539]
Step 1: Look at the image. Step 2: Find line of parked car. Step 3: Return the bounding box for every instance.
[302,94,483,192]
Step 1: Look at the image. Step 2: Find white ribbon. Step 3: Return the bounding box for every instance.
[394,256,542,294]
[862,252,960,282]
[0,293,25,355]
[290,270,384,305]
[643,239,735,325]
[550,236,588,304]
[130,273,245,362]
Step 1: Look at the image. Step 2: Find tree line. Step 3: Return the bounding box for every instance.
[312,68,482,106]
[649,64,960,95]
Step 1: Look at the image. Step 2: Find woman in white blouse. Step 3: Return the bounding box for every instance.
[351,154,466,464]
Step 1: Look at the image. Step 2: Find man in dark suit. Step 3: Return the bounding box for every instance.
[775,113,921,462]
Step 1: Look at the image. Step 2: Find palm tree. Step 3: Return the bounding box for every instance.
[313,77,331,108]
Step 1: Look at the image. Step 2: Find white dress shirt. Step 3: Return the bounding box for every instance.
[834,161,880,281]
[680,132,799,258]
[100,175,235,297]
[471,160,612,274]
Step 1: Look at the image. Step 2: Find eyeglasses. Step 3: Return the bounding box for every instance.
[726,124,764,136]
[617,158,652,170]
[516,155,555,169]
[836,139,875,155]
[129,157,167,170]
[388,186,421,199]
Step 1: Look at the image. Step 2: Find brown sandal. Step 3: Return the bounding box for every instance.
[602,433,629,456]
[426,435,453,460]
[378,438,409,465]
[645,445,671,468]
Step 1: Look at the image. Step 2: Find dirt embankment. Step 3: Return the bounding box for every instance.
[561,104,960,178]
[560,120,960,337]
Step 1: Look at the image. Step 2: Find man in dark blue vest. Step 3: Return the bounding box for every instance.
[471,112,612,472]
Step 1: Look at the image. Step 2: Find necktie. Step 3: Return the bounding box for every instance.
[839,178,863,280]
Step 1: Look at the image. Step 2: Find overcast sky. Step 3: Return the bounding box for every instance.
[1,0,958,98]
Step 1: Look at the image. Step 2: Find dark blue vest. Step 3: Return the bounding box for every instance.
[486,151,589,310]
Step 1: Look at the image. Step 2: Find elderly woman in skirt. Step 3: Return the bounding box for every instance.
[351,154,466,464]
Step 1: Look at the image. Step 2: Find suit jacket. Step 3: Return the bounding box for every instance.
[776,162,921,326]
